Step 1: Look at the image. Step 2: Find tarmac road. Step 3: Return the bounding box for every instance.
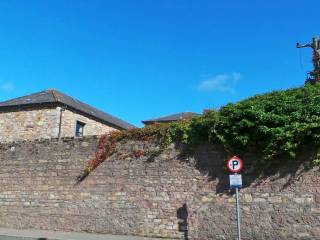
[0,237,46,240]
[0,228,170,240]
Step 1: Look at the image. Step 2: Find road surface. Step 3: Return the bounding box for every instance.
[0,228,170,240]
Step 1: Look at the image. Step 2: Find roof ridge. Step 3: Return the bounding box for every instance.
[142,112,200,124]
[0,89,135,130]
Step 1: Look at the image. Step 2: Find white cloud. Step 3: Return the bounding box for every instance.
[198,72,241,93]
[0,82,15,92]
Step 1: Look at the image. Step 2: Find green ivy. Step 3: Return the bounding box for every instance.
[79,84,320,182]
[156,84,320,166]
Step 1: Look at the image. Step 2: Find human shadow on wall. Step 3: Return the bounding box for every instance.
[177,203,189,240]
[175,143,314,194]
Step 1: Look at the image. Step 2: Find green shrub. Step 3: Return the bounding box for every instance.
[164,84,320,166]
[213,84,320,161]
[79,84,320,181]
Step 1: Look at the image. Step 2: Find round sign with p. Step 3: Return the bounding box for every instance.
[227,156,243,173]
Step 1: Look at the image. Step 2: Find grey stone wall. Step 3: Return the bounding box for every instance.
[0,108,60,142]
[59,108,116,138]
[0,137,318,239]
[0,107,116,142]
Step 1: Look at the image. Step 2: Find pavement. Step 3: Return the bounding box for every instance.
[0,228,171,240]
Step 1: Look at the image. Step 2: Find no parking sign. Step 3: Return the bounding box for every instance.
[226,156,243,173]
[226,156,244,240]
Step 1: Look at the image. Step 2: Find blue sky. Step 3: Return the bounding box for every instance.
[0,0,318,126]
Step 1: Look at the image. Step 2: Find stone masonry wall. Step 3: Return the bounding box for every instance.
[59,109,116,138]
[0,108,116,142]
[0,137,319,240]
[0,108,60,142]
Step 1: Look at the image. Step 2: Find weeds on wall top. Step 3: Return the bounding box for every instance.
[77,84,320,182]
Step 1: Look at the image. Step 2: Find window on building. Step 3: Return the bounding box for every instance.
[75,121,85,137]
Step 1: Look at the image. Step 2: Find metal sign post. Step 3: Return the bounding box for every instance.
[227,156,244,240]
[235,180,241,240]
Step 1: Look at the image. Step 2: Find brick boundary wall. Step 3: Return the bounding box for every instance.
[0,136,319,239]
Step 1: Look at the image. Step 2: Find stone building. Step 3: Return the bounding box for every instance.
[0,89,134,142]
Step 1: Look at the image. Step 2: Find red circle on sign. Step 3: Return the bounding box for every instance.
[226,156,243,173]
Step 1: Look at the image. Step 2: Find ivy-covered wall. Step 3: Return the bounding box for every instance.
[0,136,319,239]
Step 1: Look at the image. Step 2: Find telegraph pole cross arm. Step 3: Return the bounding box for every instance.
[297,37,320,84]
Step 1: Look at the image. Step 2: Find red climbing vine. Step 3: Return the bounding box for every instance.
[76,123,172,183]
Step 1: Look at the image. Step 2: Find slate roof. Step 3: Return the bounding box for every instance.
[142,112,200,125]
[0,89,135,130]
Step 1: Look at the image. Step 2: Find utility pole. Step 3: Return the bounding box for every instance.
[297,37,320,84]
